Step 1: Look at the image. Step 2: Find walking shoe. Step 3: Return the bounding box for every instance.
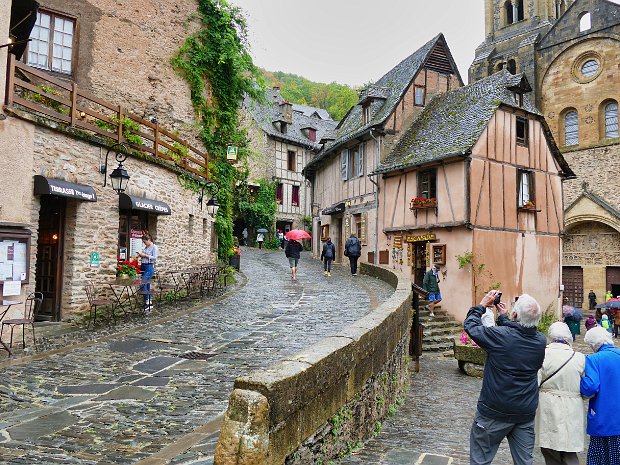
[328,272,331,277]
[352,273,358,276]
[323,271,328,276]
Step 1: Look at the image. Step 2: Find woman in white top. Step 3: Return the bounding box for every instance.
[535,322,586,465]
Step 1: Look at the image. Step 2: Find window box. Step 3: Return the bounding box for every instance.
[410,197,437,217]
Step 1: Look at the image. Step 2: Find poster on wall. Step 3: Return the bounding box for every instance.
[129,229,144,258]
[0,240,28,281]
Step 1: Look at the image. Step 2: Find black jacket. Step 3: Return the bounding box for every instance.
[285,240,303,259]
[345,237,361,257]
[464,305,546,423]
[321,241,335,260]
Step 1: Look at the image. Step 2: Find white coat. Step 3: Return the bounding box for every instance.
[535,342,586,452]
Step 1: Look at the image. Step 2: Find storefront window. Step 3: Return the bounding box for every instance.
[118,211,149,259]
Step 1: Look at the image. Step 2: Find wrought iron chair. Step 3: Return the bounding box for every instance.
[156,272,180,304]
[85,281,115,329]
[0,292,43,349]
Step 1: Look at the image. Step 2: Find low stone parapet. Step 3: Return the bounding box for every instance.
[214,262,412,465]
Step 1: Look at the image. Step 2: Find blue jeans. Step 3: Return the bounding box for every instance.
[141,263,154,304]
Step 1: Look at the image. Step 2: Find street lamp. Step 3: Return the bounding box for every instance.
[206,196,220,217]
[101,143,130,194]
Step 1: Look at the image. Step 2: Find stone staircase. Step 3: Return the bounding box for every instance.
[418,299,463,352]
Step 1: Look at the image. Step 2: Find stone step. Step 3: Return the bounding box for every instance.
[424,326,462,337]
[420,320,462,329]
[423,341,455,352]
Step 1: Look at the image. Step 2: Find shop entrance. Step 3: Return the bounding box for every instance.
[119,211,149,259]
[412,242,429,286]
[35,196,66,321]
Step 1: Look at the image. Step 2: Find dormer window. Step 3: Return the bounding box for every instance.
[579,12,591,32]
[281,122,287,134]
[362,104,370,125]
[414,86,425,106]
[309,128,316,142]
[516,117,528,145]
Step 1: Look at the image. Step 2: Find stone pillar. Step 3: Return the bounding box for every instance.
[583,265,606,310]
[214,389,270,465]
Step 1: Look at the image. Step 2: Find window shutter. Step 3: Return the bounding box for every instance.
[340,150,349,180]
[360,212,368,245]
[356,143,365,177]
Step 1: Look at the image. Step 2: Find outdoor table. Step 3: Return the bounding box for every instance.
[103,278,143,314]
[0,300,22,355]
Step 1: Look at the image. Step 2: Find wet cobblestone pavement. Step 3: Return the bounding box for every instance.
[339,339,593,465]
[0,248,394,464]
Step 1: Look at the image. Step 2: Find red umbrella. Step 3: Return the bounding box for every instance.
[285,229,311,241]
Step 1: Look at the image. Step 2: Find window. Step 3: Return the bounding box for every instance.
[356,143,365,177]
[605,101,619,139]
[505,1,514,24]
[281,122,287,134]
[188,214,195,234]
[287,150,296,171]
[291,186,300,207]
[355,214,362,239]
[362,105,370,125]
[349,148,357,179]
[579,12,591,32]
[516,0,524,21]
[516,117,528,145]
[414,86,425,106]
[418,169,437,200]
[276,183,283,204]
[564,110,579,146]
[27,10,75,75]
[340,149,349,181]
[518,170,535,207]
[581,60,599,77]
[308,128,317,142]
[507,59,517,74]
[514,92,524,107]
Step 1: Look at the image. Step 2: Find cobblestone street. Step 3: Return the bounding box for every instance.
[0,248,393,464]
[339,342,593,465]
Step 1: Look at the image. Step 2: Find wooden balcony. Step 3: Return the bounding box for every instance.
[4,54,209,180]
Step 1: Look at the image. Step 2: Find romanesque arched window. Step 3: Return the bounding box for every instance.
[564,110,579,146]
[516,0,525,21]
[579,12,591,32]
[605,101,619,139]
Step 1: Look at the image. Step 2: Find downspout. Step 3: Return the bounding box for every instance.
[369,128,380,264]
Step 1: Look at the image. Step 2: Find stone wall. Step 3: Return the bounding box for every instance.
[214,263,412,465]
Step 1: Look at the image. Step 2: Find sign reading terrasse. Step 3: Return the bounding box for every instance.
[406,233,436,243]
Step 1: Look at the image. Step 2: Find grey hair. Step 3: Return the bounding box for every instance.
[584,326,614,352]
[513,294,542,328]
[548,322,573,346]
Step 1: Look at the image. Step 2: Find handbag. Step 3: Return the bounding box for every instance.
[539,350,575,388]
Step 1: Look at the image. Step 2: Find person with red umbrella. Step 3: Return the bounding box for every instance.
[284,229,310,281]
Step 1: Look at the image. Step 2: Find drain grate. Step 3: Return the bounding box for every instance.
[177,351,217,360]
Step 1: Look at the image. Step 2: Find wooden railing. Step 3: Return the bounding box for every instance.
[4,54,209,180]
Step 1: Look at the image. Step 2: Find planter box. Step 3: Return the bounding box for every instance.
[229,255,240,271]
[453,339,487,374]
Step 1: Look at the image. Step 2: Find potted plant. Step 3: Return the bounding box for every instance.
[229,247,241,271]
[117,258,141,281]
[409,197,437,210]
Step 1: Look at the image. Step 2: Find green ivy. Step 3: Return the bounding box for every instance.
[172,0,264,259]
[237,179,277,232]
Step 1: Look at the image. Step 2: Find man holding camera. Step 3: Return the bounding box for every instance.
[464,290,546,465]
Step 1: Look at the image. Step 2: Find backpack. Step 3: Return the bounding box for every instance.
[346,237,361,256]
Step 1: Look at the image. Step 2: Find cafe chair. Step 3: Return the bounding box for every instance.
[156,272,179,304]
[1,292,43,349]
[85,281,115,329]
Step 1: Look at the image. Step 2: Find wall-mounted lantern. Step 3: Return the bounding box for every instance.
[101,143,130,194]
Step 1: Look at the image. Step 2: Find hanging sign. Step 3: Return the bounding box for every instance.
[406,233,436,243]
[226,145,238,161]
[393,235,403,249]
[90,252,100,268]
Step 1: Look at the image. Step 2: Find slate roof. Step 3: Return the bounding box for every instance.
[374,70,574,177]
[245,89,337,150]
[305,33,462,173]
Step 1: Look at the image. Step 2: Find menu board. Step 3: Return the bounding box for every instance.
[129,229,143,258]
[0,240,28,281]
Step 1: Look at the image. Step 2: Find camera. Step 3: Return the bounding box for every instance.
[494,292,502,305]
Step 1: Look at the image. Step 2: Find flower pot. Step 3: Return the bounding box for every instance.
[229,255,240,271]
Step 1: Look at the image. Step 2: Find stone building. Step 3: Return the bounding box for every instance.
[243,89,337,236]
[304,34,463,263]
[0,0,216,323]
[470,0,620,307]
[375,71,573,321]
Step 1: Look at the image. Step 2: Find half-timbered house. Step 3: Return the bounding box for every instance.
[375,70,574,321]
[304,34,463,263]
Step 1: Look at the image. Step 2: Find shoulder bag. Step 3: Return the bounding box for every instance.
[539,350,575,388]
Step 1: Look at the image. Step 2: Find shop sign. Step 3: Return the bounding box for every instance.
[90,252,100,268]
[393,235,403,249]
[227,145,238,161]
[34,175,97,202]
[2,280,21,296]
[406,233,436,243]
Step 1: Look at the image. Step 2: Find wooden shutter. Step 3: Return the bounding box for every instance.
[356,143,364,177]
[340,149,349,180]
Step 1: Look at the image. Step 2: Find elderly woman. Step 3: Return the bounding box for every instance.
[581,326,620,465]
[535,322,586,465]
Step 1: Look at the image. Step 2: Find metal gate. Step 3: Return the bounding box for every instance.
[563,266,584,308]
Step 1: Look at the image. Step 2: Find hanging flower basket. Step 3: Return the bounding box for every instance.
[409,197,437,210]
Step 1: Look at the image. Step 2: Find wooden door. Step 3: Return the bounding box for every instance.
[562,266,583,308]
[35,196,66,321]
[413,242,428,286]
[606,267,620,299]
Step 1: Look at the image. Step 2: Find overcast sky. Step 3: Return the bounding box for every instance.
[231,0,486,87]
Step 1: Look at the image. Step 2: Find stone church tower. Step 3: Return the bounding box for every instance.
[470,0,620,308]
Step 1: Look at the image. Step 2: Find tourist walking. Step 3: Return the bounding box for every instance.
[601,314,612,333]
[256,232,264,249]
[464,290,546,465]
[585,314,597,331]
[588,290,597,310]
[285,239,303,281]
[422,264,442,318]
[581,327,620,465]
[536,322,586,465]
[320,237,336,277]
[241,227,248,246]
[344,233,362,276]
[564,309,582,342]
[606,290,613,302]
[136,231,157,310]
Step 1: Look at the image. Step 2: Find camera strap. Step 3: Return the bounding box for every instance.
[539,351,575,388]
